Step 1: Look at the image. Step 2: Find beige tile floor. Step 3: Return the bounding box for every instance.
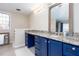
[15,47,35,56]
[0,44,35,56]
[0,44,16,56]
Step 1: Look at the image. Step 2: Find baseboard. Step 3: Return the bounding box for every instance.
[13,43,25,48]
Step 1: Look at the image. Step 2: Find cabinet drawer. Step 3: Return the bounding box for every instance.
[35,42,41,49]
[35,39,40,43]
[35,46,41,56]
[35,35,48,56]
[35,36,41,42]
[63,43,79,56]
[35,48,40,53]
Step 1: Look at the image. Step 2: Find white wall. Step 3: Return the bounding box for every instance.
[14,29,25,48]
[28,5,49,31]
[73,3,79,33]
[10,13,28,43]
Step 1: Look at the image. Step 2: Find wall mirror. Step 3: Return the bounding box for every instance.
[49,3,73,33]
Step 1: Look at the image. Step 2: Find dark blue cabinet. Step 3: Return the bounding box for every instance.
[35,36,62,56]
[25,33,35,48]
[25,33,79,56]
[48,39,62,56]
[63,43,79,56]
[35,36,47,56]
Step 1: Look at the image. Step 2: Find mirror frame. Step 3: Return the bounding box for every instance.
[48,3,74,33]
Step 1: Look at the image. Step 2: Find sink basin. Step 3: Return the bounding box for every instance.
[49,35,63,42]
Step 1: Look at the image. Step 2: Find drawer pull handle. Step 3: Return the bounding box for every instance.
[45,40,47,43]
[72,47,76,51]
[35,42,38,44]
[48,41,50,43]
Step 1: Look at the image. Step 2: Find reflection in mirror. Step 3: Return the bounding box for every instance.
[50,3,69,33]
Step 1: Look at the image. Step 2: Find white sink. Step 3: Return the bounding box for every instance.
[49,35,63,41]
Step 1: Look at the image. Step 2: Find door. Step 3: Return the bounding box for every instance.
[48,39,62,56]
[63,43,79,56]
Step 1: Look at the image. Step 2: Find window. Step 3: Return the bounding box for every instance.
[0,13,9,30]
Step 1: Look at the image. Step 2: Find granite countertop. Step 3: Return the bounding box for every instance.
[25,30,79,46]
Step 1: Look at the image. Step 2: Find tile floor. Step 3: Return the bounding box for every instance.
[0,44,35,56]
[15,46,35,56]
[0,44,16,56]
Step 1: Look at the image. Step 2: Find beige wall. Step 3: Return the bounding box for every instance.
[9,13,28,43]
[28,5,49,31]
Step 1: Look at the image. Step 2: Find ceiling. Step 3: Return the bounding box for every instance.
[0,3,45,16]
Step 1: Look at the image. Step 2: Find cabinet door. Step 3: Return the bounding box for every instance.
[27,34,35,48]
[63,43,79,56]
[48,39,62,56]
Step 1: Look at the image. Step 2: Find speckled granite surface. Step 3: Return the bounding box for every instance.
[25,30,79,46]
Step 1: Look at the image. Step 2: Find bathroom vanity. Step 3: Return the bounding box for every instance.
[25,30,79,56]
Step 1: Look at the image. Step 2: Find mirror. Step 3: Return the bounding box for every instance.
[49,3,70,33]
